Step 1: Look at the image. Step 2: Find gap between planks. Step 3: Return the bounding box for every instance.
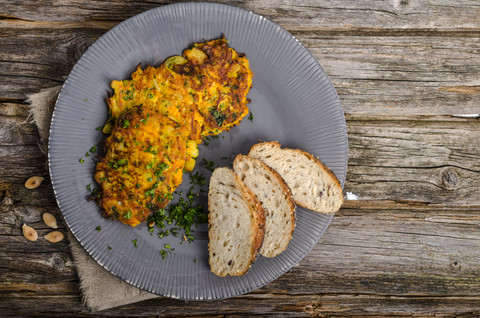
[2,18,480,38]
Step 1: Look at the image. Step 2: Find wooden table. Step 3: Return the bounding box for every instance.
[2,1,480,316]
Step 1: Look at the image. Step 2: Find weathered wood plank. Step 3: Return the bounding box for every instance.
[300,34,480,116]
[0,27,103,99]
[2,204,479,296]
[2,1,480,315]
[345,119,480,205]
[271,205,480,296]
[0,202,75,285]
[2,189,479,315]
[2,0,480,32]
[2,105,480,206]
[1,291,480,317]
[1,28,479,115]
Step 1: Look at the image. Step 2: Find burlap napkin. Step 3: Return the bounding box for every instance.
[26,86,158,312]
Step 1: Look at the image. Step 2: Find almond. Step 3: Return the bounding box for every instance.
[22,224,38,241]
[25,176,44,189]
[44,231,64,243]
[42,213,58,229]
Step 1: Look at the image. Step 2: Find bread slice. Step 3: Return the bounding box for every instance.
[233,154,295,258]
[208,167,266,277]
[248,141,344,214]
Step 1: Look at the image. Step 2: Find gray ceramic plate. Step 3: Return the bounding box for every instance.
[49,2,347,300]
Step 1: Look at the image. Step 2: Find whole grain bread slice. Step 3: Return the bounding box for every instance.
[233,154,295,258]
[208,167,266,277]
[248,141,344,214]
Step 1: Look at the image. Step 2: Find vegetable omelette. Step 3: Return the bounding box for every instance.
[94,36,253,227]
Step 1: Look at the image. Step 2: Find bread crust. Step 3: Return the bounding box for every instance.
[208,167,266,277]
[248,141,344,214]
[233,154,295,257]
[236,174,266,263]
[287,147,343,212]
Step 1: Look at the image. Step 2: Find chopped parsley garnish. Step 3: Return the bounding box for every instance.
[170,228,179,237]
[86,184,92,191]
[158,229,169,238]
[203,136,211,146]
[160,245,174,259]
[90,145,97,153]
[107,246,112,250]
[248,112,254,121]
[208,106,227,126]
[132,239,138,248]
[79,158,84,164]
[96,126,103,131]
[95,226,101,232]
[84,98,88,102]
[160,250,167,259]
[167,187,206,237]
[189,171,206,185]
[140,118,148,124]
[85,152,90,157]
[146,162,154,170]
[201,158,215,172]
[90,188,101,199]
[122,119,130,129]
[146,186,207,260]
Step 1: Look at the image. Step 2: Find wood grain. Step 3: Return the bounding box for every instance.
[1,204,479,316]
[3,0,480,32]
[1,29,479,115]
[3,203,479,295]
[346,118,480,205]
[1,99,480,316]
[1,0,480,316]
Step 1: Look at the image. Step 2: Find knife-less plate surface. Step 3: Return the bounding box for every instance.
[48,2,347,300]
